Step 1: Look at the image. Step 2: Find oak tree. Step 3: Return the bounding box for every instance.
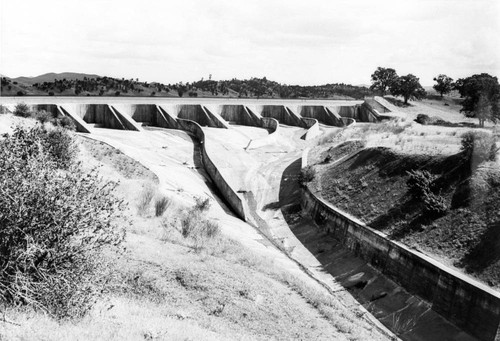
[390,74,426,104]
[433,74,454,97]
[370,67,398,95]
[454,73,500,125]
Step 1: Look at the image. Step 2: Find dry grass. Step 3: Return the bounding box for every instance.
[154,195,171,217]
[136,182,156,216]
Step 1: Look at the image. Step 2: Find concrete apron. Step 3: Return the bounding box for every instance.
[200,124,395,338]
[78,126,394,338]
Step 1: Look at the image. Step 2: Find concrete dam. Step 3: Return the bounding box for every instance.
[18,98,379,135]
[1,97,498,341]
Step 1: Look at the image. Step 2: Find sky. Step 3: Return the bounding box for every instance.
[0,0,499,86]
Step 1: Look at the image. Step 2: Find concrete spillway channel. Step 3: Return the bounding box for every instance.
[4,97,457,339]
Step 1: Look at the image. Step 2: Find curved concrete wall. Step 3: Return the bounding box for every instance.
[301,152,500,341]
[260,117,279,133]
[341,117,356,127]
[301,117,321,140]
[176,119,246,221]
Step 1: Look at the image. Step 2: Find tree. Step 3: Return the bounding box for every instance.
[474,95,493,127]
[454,73,500,124]
[390,74,426,104]
[370,67,398,95]
[433,74,454,97]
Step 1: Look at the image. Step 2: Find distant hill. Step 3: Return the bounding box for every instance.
[11,72,101,85]
[1,72,375,99]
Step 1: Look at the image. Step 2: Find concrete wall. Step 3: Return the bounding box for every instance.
[156,105,181,129]
[261,117,279,133]
[176,119,247,221]
[365,97,391,113]
[341,117,356,127]
[68,104,128,130]
[300,106,344,126]
[108,106,142,131]
[302,117,321,140]
[220,105,262,127]
[112,104,158,125]
[301,163,500,341]
[325,104,378,123]
[58,106,92,133]
[261,105,306,127]
[177,105,228,128]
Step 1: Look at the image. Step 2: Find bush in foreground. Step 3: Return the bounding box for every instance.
[0,126,124,319]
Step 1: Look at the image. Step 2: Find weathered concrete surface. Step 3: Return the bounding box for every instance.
[65,104,130,130]
[57,105,92,133]
[260,105,307,127]
[177,119,247,220]
[109,105,143,131]
[71,125,393,340]
[300,153,500,341]
[215,105,262,127]
[301,117,322,140]
[366,97,392,113]
[300,105,344,126]
[25,103,92,133]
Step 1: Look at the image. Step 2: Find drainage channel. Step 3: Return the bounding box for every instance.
[278,158,478,341]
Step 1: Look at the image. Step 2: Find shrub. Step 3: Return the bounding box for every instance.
[415,114,430,125]
[423,192,448,216]
[461,131,497,165]
[299,166,316,185]
[13,102,31,117]
[32,110,53,124]
[0,126,124,319]
[55,115,76,130]
[16,91,24,96]
[407,169,447,216]
[137,183,156,216]
[48,91,54,96]
[155,195,171,217]
[406,169,436,199]
[180,211,220,240]
[44,127,78,169]
[194,196,211,212]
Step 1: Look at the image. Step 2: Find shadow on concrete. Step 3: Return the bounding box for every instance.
[278,157,477,341]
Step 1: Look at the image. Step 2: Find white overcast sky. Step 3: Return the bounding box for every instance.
[0,0,499,85]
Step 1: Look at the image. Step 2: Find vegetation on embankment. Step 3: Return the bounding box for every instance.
[309,129,500,288]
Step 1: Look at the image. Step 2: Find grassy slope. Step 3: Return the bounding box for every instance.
[1,123,387,341]
[310,104,500,288]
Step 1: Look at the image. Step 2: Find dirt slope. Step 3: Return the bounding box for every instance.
[313,141,500,288]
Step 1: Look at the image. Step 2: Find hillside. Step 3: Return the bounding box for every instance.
[11,72,101,85]
[310,133,500,287]
[1,72,373,99]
